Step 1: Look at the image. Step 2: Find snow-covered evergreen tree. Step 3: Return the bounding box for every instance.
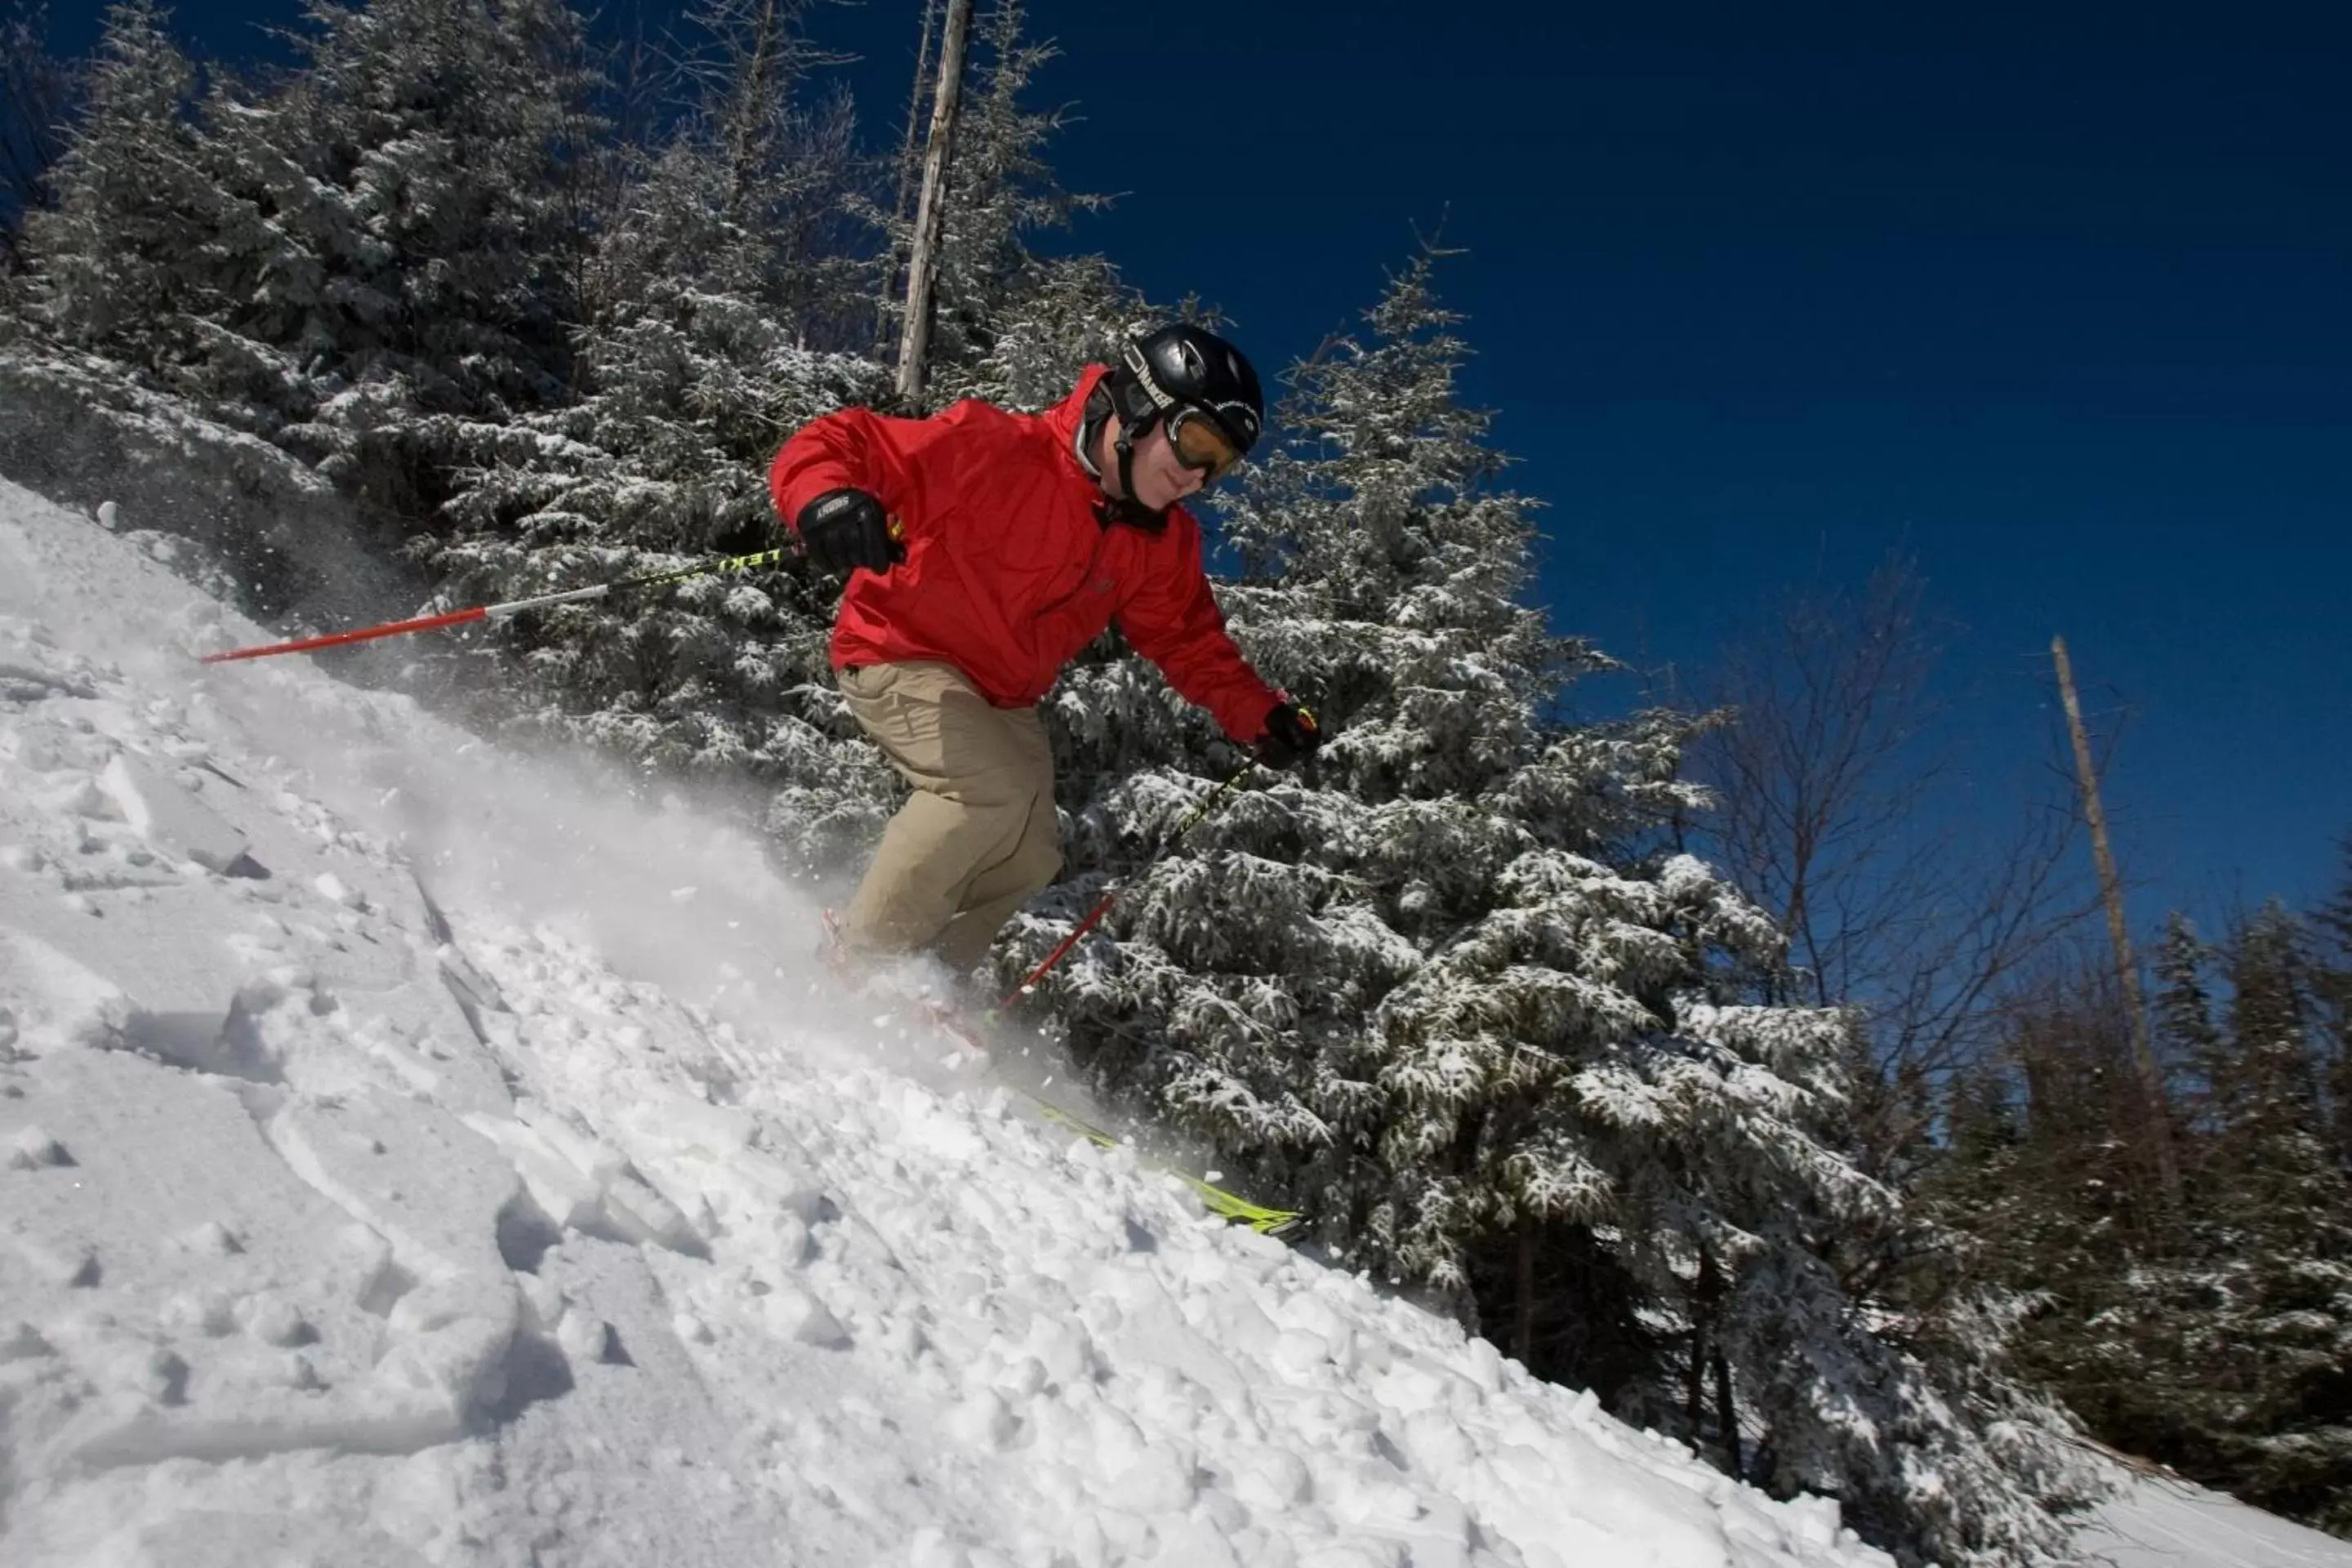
[1,1,80,274]
[425,0,894,868]
[1937,911,2352,1540]
[14,2,317,448]
[1013,250,2101,1567]
[2314,840,2352,1173]
[18,1,229,373]
[2187,904,2352,1530]
[16,0,604,504]
[256,0,604,480]
[930,252,1163,414]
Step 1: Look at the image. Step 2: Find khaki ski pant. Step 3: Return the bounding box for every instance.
[837,661,1061,973]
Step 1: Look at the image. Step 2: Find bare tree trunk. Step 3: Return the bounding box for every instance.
[2051,635,2180,1205]
[872,0,942,361]
[1686,1246,1717,1448]
[1684,1325,1705,1443]
[1513,1214,1535,1365]
[894,0,942,229]
[720,0,783,213]
[1713,1346,1741,1477]
[894,0,971,404]
[1687,1245,1741,1473]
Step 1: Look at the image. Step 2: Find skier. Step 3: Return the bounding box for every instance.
[768,323,1321,978]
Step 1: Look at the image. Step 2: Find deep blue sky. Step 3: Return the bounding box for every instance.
[56,0,2352,929]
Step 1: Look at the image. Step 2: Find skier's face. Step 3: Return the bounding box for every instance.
[1100,414,1209,511]
[1137,420,1211,510]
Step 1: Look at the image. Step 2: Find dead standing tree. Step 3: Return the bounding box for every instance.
[1689,555,2092,1176]
[894,0,971,402]
[2051,635,2181,1205]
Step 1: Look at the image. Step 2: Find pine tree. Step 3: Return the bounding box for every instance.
[18,0,216,366]
[2315,838,2352,1172]
[426,0,894,870]
[1,1,80,274]
[2013,926,2220,1469]
[1024,248,1639,1271]
[254,0,604,492]
[930,252,1163,414]
[4,2,390,617]
[613,0,873,355]
[17,0,605,503]
[1016,250,2103,1567]
[13,2,357,443]
[2184,902,2352,1530]
[1958,912,2352,1538]
[1866,975,2137,1566]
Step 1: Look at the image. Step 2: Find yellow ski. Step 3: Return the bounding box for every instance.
[818,912,1301,1236]
[1024,1094,1302,1236]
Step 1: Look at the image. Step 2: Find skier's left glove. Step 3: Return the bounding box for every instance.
[1254,699,1322,770]
[796,488,901,576]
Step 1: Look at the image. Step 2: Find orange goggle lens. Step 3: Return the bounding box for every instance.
[1168,410,1243,481]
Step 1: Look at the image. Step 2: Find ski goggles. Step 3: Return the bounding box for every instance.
[1165,408,1245,483]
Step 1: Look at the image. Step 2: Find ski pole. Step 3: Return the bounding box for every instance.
[997,755,1258,1011]
[197,545,807,665]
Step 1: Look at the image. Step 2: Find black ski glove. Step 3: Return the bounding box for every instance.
[796,488,899,576]
[1254,699,1322,770]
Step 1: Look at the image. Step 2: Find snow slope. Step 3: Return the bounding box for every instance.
[0,479,1940,1566]
[2079,1477,2352,1568]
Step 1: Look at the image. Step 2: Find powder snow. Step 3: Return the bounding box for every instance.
[0,479,2312,1568]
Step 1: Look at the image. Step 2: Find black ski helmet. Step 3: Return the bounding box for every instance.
[1098,323,1263,517]
[1111,323,1265,457]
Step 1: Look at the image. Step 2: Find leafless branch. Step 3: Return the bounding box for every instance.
[1688,553,2094,1168]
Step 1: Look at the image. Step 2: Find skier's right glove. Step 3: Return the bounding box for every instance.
[796,488,901,576]
[1254,699,1322,770]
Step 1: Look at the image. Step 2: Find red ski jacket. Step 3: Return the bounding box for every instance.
[768,367,1280,744]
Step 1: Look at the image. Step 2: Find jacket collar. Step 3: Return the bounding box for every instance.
[1050,364,1114,482]
[1052,363,1173,532]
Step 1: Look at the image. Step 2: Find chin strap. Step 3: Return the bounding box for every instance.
[1113,417,1147,506]
[1089,376,1171,529]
